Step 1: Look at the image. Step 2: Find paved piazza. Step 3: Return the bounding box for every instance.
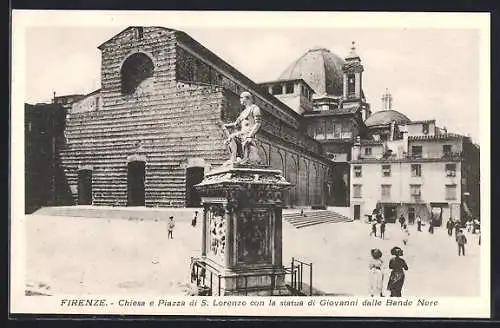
[25,212,481,297]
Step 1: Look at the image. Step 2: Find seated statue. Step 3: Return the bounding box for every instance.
[223,91,263,166]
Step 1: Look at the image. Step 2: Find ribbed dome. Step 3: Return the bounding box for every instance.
[364,110,411,127]
[278,48,345,97]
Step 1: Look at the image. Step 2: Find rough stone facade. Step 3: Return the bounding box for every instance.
[60,27,332,208]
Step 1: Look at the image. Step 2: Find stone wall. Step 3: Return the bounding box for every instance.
[59,26,333,207]
[60,84,228,207]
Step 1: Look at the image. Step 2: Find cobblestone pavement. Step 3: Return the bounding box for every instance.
[25,214,481,296]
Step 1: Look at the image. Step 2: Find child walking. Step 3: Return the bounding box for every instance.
[168,216,175,239]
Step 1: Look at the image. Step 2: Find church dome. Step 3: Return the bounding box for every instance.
[278,48,345,97]
[364,110,411,127]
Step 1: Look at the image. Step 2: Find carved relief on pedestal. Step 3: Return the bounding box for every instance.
[207,205,226,263]
[236,210,272,264]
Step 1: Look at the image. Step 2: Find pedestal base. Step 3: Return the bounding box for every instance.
[193,257,292,296]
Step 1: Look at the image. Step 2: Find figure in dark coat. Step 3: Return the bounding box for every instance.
[387,247,409,297]
[446,218,454,236]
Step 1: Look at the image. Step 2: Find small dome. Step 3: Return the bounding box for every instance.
[278,48,345,97]
[364,110,411,127]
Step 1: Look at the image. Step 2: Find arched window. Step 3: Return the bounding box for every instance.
[120,53,154,95]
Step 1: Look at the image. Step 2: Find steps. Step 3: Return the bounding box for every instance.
[283,210,352,229]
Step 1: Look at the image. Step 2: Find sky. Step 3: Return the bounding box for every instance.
[24,26,481,142]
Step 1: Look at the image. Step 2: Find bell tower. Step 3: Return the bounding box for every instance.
[342,41,364,101]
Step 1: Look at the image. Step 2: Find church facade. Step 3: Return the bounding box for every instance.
[26,26,374,210]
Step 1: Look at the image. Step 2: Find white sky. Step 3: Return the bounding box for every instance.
[25,26,480,142]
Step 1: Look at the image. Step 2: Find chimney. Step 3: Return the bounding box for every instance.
[402,131,409,155]
[390,121,396,141]
[352,136,361,160]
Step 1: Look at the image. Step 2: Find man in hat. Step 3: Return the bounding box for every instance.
[167,216,175,239]
[456,229,467,256]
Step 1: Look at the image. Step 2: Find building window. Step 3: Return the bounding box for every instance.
[334,123,342,139]
[353,184,362,198]
[410,184,422,202]
[382,164,391,177]
[443,144,452,157]
[411,145,423,158]
[272,85,283,95]
[411,164,421,177]
[326,122,334,139]
[341,123,353,139]
[354,165,362,177]
[347,74,356,97]
[316,124,326,140]
[136,27,144,39]
[95,97,100,111]
[422,123,429,134]
[445,184,457,200]
[381,184,391,200]
[307,126,315,138]
[445,163,457,177]
[120,53,154,95]
[285,83,294,94]
[364,147,372,156]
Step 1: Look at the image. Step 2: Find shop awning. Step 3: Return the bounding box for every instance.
[430,202,449,207]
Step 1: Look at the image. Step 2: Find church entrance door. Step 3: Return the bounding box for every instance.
[127,161,145,206]
[77,169,92,205]
[185,167,204,207]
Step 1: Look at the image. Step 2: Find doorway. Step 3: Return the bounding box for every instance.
[384,205,397,223]
[77,169,92,205]
[185,166,204,207]
[354,205,360,221]
[127,161,145,206]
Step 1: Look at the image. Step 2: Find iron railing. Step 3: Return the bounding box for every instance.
[190,257,314,296]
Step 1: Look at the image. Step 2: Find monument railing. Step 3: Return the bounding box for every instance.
[190,256,314,296]
[289,257,313,296]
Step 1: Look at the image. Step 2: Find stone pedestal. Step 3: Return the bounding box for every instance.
[193,164,292,296]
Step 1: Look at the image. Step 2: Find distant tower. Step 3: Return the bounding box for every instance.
[381,88,393,110]
[342,41,364,101]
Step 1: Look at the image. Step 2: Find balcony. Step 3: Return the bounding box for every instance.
[407,151,462,160]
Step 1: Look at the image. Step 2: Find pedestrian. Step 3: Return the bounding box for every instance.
[473,218,480,234]
[370,221,377,237]
[380,219,386,240]
[369,248,384,297]
[446,217,454,236]
[428,219,434,234]
[416,215,422,232]
[454,220,460,237]
[466,219,473,233]
[398,214,406,229]
[387,246,408,297]
[192,211,198,227]
[167,216,175,239]
[456,229,467,256]
[402,224,410,245]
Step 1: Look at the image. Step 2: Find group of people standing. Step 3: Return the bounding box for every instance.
[369,246,409,297]
[445,217,480,256]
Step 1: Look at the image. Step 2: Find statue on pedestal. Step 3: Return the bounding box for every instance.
[223,91,262,166]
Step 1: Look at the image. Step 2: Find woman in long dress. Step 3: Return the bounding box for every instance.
[387,246,409,297]
[369,248,384,297]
